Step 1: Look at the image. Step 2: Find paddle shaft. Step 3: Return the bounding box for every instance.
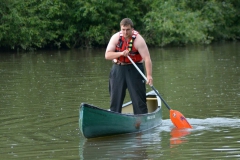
[127,56,171,110]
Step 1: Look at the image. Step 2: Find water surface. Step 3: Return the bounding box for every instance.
[0,42,239,159]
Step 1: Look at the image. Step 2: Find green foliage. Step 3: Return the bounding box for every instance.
[0,0,239,50]
[71,0,147,48]
[183,0,238,41]
[185,0,240,40]
[0,0,66,50]
[143,0,210,46]
[141,0,240,46]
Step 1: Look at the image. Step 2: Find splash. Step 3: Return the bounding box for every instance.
[160,117,240,131]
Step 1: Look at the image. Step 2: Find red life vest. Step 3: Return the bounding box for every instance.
[115,30,142,63]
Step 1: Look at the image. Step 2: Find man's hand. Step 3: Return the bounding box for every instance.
[121,50,129,57]
[146,76,153,86]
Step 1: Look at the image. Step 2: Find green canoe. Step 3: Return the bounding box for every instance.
[79,91,162,138]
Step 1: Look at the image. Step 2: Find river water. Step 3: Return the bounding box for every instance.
[0,42,239,159]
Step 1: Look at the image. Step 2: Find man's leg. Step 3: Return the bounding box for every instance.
[126,64,148,114]
[109,65,127,113]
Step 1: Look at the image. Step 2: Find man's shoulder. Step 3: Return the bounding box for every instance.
[111,32,120,38]
[133,32,146,48]
[134,31,143,41]
[109,32,120,45]
[133,30,139,35]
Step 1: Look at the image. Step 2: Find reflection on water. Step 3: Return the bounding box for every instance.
[0,42,239,159]
[170,127,191,148]
[79,132,162,160]
[164,118,240,159]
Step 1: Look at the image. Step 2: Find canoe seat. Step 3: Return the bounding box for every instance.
[146,97,157,100]
[146,97,158,113]
[122,97,158,114]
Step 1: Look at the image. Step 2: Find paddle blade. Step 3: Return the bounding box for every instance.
[170,109,192,129]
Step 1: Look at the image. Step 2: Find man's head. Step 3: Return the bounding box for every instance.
[120,18,134,28]
[120,18,134,39]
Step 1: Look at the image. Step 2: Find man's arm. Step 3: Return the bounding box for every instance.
[105,33,127,60]
[134,34,153,85]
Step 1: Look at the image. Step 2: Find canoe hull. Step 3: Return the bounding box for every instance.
[79,91,162,138]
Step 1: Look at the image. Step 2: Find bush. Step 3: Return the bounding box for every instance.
[0,0,239,50]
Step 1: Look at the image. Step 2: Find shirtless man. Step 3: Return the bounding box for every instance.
[105,18,153,114]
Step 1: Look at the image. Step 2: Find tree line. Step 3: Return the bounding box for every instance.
[0,0,239,51]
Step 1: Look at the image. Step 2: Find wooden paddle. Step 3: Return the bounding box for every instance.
[127,56,192,129]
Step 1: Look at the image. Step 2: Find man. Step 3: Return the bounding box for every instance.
[105,18,153,114]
